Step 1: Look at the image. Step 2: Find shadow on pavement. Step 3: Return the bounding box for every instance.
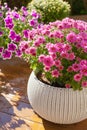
[0,57,32,129]
[0,94,30,130]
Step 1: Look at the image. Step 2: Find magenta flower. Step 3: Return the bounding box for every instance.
[21,6,28,17]
[4,16,13,24]
[50,53,56,59]
[0,31,3,36]
[67,66,73,72]
[52,69,59,78]
[34,40,41,47]
[34,36,45,46]
[56,43,64,53]
[28,31,35,40]
[23,11,28,17]
[68,52,75,60]
[29,47,36,56]
[54,30,64,38]
[31,10,40,19]
[62,21,72,29]
[66,32,77,43]
[82,81,87,88]
[39,55,45,62]
[81,67,87,76]
[15,49,23,58]
[55,60,61,67]
[15,35,21,42]
[77,23,85,31]
[15,49,22,57]
[12,11,20,19]
[37,36,45,43]
[25,48,30,54]
[43,56,54,67]
[29,19,38,27]
[79,60,87,66]
[48,44,58,53]
[19,41,29,52]
[65,84,71,88]
[2,49,12,59]
[72,63,79,72]
[6,23,14,29]
[60,52,69,59]
[21,6,27,11]
[0,47,4,53]
[58,65,64,71]
[44,66,50,72]
[4,16,14,29]
[23,30,29,38]
[63,44,72,52]
[9,30,16,40]
[42,29,50,35]
[49,32,55,38]
[74,73,82,82]
[8,43,17,52]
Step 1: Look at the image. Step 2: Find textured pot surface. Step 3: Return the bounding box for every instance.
[27,72,87,124]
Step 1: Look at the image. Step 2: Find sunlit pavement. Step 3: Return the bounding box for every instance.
[0,57,87,130]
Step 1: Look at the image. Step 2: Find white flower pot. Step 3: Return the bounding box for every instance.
[27,71,87,124]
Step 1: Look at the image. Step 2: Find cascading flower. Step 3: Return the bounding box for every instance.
[0,3,41,60]
[2,49,12,60]
[8,43,17,52]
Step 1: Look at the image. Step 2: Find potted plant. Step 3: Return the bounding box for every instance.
[19,17,87,124]
[1,3,87,125]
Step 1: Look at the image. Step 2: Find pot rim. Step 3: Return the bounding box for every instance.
[31,71,84,91]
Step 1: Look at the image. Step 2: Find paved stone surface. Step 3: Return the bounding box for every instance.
[0,57,87,130]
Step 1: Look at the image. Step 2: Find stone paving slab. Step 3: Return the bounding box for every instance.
[0,111,32,130]
[0,58,87,130]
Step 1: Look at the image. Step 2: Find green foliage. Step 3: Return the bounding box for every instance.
[65,0,87,15]
[28,0,71,23]
[72,0,86,15]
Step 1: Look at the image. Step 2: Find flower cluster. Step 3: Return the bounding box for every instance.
[19,17,87,90]
[0,3,41,59]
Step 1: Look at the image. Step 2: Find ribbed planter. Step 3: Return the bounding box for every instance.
[27,71,87,124]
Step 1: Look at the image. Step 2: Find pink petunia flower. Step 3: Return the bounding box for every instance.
[72,63,79,72]
[44,66,50,72]
[65,84,71,88]
[55,60,61,67]
[82,81,87,88]
[39,54,45,62]
[48,44,58,53]
[67,66,73,72]
[43,55,54,67]
[66,32,77,43]
[74,73,82,82]
[80,67,87,76]
[52,69,59,78]
[58,65,64,71]
[29,47,36,56]
[68,52,75,60]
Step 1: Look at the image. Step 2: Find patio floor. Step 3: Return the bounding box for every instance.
[0,57,87,130]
